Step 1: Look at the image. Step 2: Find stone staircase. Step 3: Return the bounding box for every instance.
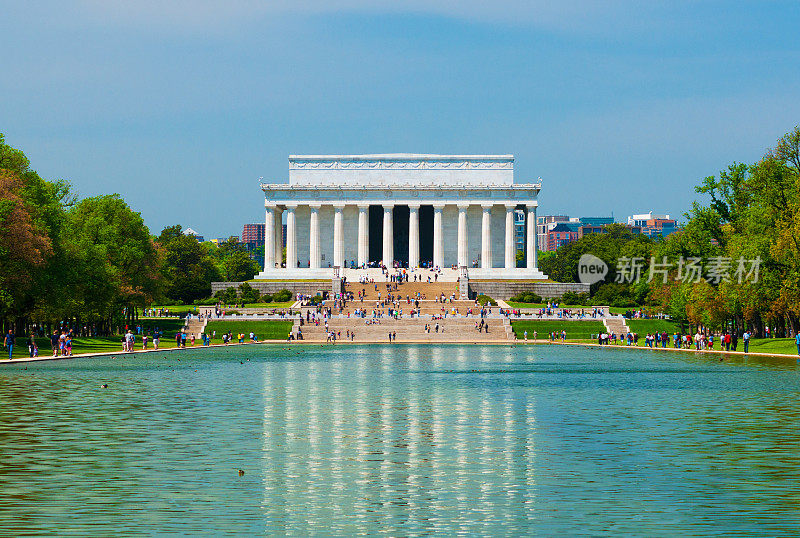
[341,281,481,316]
[603,316,630,336]
[344,281,458,301]
[184,316,207,338]
[295,317,514,343]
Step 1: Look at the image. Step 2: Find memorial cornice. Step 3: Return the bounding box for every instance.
[260,183,541,191]
[288,154,514,171]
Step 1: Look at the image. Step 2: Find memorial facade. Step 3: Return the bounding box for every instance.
[256,154,547,280]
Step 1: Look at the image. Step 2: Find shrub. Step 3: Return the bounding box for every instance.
[561,291,588,305]
[476,294,495,306]
[214,286,237,304]
[509,292,543,304]
[194,297,218,306]
[272,289,294,303]
[238,282,260,304]
[590,282,637,307]
[261,293,273,303]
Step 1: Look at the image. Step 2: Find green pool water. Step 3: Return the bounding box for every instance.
[1,344,800,535]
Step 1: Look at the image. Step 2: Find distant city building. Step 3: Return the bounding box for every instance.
[242,223,265,247]
[579,216,614,226]
[210,236,239,245]
[627,212,677,238]
[183,227,204,242]
[537,215,569,251]
[545,215,644,250]
[546,221,582,251]
[578,223,642,239]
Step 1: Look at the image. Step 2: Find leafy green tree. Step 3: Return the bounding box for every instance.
[65,195,161,327]
[214,286,237,304]
[224,250,260,281]
[157,225,221,304]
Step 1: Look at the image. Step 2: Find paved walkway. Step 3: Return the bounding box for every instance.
[0,340,288,365]
[4,337,797,365]
[521,339,800,360]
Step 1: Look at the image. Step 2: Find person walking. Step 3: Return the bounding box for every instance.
[50,330,59,357]
[3,329,15,360]
[796,332,800,356]
[743,330,751,353]
[28,333,37,357]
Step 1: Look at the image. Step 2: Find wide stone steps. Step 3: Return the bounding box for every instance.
[296,318,513,343]
[344,281,458,302]
[184,317,206,338]
[603,316,630,335]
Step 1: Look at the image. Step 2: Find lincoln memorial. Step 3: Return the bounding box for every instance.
[256,154,547,281]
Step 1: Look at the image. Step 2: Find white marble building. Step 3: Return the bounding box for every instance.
[256,154,547,280]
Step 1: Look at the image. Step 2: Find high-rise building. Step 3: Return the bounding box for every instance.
[627,212,678,238]
[241,223,265,247]
[537,215,569,251]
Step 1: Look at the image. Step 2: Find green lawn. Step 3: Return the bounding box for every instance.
[205,320,294,341]
[145,305,199,315]
[609,307,634,315]
[748,338,799,356]
[136,318,186,333]
[3,320,295,360]
[626,319,682,334]
[5,335,186,360]
[239,302,296,309]
[505,303,640,317]
[511,320,606,340]
[506,302,546,309]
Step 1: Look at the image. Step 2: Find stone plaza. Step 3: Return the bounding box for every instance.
[256,154,547,282]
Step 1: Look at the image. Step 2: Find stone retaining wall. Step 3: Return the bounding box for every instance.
[211,281,330,297]
[468,281,590,300]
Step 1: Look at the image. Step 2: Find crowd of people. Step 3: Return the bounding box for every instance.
[597,330,753,352]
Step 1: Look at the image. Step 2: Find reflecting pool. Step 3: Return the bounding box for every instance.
[1,344,800,535]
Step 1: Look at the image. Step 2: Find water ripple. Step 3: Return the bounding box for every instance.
[1,345,799,534]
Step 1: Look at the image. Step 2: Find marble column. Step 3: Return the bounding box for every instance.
[333,203,344,268]
[273,207,283,267]
[505,204,516,269]
[264,205,275,270]
[481,204,492,269]
[357,204,369,268]
[457,204,468,267]
[382,204,394,266]
[285,205,297,269]
[433,204,444,269]
[408,204,420,268]
[309,204,321,269]
[527,203,537,270]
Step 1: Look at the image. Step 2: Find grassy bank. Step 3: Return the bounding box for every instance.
[511,320,605,340]
[205,321,294,341]
[748,338,799,356]
[505,303,632,315]
[5,335,186,359]
[625,319,682,334]
[234,302,296,309]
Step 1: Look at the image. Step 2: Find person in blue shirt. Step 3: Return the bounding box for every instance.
[796,332,800,356]
[3,330,15,360]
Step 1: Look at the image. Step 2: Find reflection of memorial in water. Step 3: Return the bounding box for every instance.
[259,346,540,532]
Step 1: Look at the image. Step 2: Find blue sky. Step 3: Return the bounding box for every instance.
[2,1,799,237]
